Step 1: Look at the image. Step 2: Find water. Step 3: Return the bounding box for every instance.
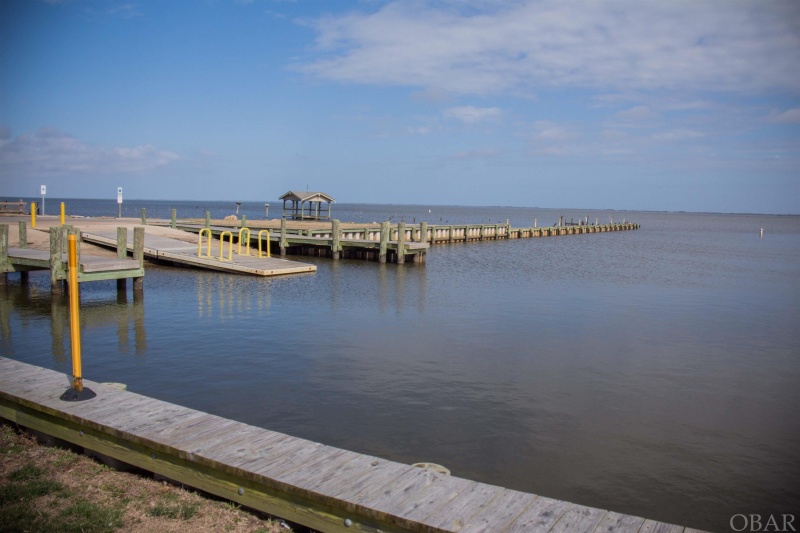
[2,201,799,532]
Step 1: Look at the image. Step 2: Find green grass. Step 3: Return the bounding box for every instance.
[58,500,125,533]
[147,500,200,520]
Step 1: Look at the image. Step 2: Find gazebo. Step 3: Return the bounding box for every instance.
[279,191,335,220]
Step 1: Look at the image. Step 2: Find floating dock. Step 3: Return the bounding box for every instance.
[0,357,705,533]
[80,225,316,277]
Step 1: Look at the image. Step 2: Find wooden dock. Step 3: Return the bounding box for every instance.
[161,214,638,264]
[0,357,705,533]
[80,225,316,277]
[0,223,144,292]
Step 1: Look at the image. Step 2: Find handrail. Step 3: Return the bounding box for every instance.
[197,228,212,257]
[237,227,251,256]
[258,230,271,258]
[219,231,233,261]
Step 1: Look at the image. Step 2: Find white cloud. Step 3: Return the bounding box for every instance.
[0,128,179,177]
[443,106,501,123]
[768,108,800,124]
[296,1,800,96]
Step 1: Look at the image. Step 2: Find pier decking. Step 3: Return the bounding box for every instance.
[0,223,144,290]
[80,225,316,277]
[0,357,705,533]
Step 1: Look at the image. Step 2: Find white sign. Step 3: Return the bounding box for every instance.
[117,187,123,204]
[41,185,46,195]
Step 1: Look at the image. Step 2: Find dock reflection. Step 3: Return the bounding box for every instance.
[196,273,271,320]
[0,281,146,361]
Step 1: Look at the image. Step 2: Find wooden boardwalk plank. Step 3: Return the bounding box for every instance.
[639,520,685,533]
[457,489,538,532]
[549,503,607,533]
[504,495,572,532]
[593,511,646,532]
[427,481,506,531]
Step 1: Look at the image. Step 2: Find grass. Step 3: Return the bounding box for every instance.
[0,423,291,532]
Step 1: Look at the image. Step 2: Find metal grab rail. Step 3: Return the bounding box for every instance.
[237,227,251,256]
[197,228,212,257]
[258,230,271,258]
[219,231,233,261]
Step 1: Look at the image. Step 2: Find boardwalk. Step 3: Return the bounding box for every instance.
[0,357,706,533]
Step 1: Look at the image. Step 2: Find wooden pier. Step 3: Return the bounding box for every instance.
[168,217,638,265]
[0,222,144,293]
[0,357,705,533]
[80,225,316,277]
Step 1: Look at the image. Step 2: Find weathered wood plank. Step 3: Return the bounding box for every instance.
[639,520,685,533]
[427,481,505,531]
[457,489,538,532]
[504,495,572,532]
[549,504,607,533]
[593,511,646,532]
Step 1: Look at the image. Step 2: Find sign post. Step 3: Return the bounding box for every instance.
[40,185,46,215]
[117,187,123,219]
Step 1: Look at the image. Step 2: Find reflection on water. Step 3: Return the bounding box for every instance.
[1,210,799,532]
[0,279,146,363]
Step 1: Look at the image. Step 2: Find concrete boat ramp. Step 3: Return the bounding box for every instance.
[81,224,315,277]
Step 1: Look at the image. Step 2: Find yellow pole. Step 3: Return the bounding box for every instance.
[31,202,36,229]
[68,234,83,392]
[60,202,65,225]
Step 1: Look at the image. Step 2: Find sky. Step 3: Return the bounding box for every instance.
[1,0,799,214]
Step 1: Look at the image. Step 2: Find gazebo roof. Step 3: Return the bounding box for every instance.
[279,191,335,203]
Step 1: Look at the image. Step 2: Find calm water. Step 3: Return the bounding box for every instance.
[2,200,799,532]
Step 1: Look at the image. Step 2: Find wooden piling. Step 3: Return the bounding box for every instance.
[397,222,406,264]
[242,215,247,228]
[133,227,144,292]
[379,221,389,263]
[205,211,210,228]
[171,209,177,229]
[141,208,146,225]
[279,217,287,256]
[420,221,428,244]
[0,225,7,286]
[116,227,127,293]
[49,227,64,294]
[331,219,341,260]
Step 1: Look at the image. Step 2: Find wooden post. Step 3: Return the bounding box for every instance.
[331,219,340,260]
[397,222,406,264]
[0,225,7,287]
[116,227,127,293]
[241,215,247,228]
[18,221,27,248]
[171,209,177,229]
[379,221,389,263]
[133,226,144,292]
[141,208,146,225]
[419,222,428,244]
[279,217,287,256]
[49,227,64,294]
[205,211,210,228]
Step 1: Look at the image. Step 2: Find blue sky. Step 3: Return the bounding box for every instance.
[1,0,799,213]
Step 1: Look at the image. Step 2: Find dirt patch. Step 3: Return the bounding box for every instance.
[0,423,290,532]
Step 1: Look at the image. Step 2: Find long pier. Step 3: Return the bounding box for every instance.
[167,217,639,265]
[0,357,704,533]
